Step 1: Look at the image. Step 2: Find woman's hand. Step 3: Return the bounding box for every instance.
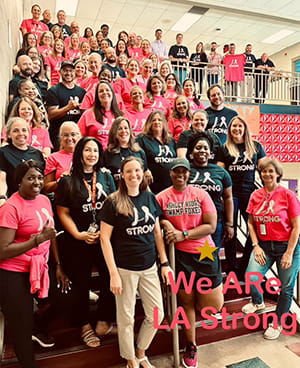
[161,266,173,285]
[225,225,234,240]
[56,266,72,293]
[281,251,293,269]
[76,231,99,244]
[110,272,122,295]
[37,220,56,244]
[144,170,153,185]
[254,245,266,265]
[165,228,184,244]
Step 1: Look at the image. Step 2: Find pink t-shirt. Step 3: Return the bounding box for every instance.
[126,108,152,135]
[0,192,53,297]
[144,95,171,118]
[128,47,143,60]
[187,97,205,113]
[66,48,82,62]
[38,45,52,59]
[247,186,300,241]
[77,108,115,149]
[80,76,99,93]
[20,19,48,41]
[168,116,191,142]
[46,55,65,86]
[114,78,146,109]
[64,36,88,49]
[223,54,246,82]
[164,90,178,110]
[30,127,53,152]
[156,185,216,253]
[45,150,73,180]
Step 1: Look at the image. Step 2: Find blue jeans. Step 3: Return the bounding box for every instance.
[212,220,224,254]
[246,240,300,320]
[174,68,187,85]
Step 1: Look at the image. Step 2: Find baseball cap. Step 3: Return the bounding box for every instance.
[60,60,75,70]
[170,158,190,171]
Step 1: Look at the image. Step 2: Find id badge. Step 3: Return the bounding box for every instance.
[260,223,266,235]
[87,222,99,233]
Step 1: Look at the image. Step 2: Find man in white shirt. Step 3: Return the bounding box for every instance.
[150,29,168,59]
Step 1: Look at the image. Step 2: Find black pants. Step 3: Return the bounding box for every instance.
[0,269,36,368]
[50,233,116,328]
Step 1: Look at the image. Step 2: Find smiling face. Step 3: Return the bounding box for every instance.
[160,63,171,78]
[183,80,195,97]
[192,139,211,166]
[60,124,81,152]
[260,164,280,187]
[151,77,163,95]
[19,167,44,200]
[82,140,99,172]
[230,119,245,143]
[166,74,176,90]
[19,81,37,99]
[97,82,113,106]
[131,86,144,104]
[60,66,75,83]
[31,5,41,20]
[208,86,224,109]
[75,62,86,78]
[175,96,188,116]
[121,159,143,190]
[170,166,189,191]
[18,100,34,123]
[127,60,139,76]
[150,112,164,136]
[192,111,208,132]
[117,40,126,53]
[8,119,30,149]
[117,120,130,147]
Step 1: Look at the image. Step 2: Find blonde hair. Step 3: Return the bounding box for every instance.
[225,116,257,159]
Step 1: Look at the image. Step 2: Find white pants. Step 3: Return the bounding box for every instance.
[116,263,164,360]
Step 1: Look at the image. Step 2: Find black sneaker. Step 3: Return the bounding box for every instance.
[182,342,198,368]
[32,332,55,348]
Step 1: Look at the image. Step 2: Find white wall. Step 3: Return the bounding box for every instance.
[271,42,300,72]
[0,0,23,130]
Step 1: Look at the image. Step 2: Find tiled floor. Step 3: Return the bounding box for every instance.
[110,331,300,367]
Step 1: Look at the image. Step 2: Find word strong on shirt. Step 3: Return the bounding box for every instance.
[126,205,156,235]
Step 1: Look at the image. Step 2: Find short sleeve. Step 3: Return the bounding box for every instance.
[56,176,71,208]
[0,202,19,230]
[100,197,118,226]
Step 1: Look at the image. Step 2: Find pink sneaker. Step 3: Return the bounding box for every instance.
[182,343,198,368]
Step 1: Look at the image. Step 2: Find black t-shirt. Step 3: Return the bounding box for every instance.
[168,45,189,66]
[177,128,221,164]
[205,106,238,145]
[100,191,162,271]
[46,83,86,150]
[136,134,176,194]
[56,170,116,232]
[0,144,45,197]
[102,64,126,80]
[102,147,148,183]
[217,141,266,196]
[255,58,275,75]
[190,52,208,67]
[189,163,232,218]
[55,23,71,39]
[9,75,42,101]
[244,53,256,72]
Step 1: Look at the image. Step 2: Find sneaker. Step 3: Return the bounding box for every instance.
[182,342,198,368]
[264,323,282,340]
[32,332,55,348]
[242,302,265,314]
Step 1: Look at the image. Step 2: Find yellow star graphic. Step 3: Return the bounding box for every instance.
[195,239,218,261]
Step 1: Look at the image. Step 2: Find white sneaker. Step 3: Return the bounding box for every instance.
[264,323,282,340]
[242,302,265,314]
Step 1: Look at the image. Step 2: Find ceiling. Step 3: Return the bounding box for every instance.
[23,0,300,58]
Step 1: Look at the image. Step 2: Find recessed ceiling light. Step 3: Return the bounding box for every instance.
[171,6,208,32]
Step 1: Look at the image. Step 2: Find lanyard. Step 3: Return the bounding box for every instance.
[82,171,97,210]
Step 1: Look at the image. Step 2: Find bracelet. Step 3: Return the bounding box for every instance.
[225,223,234,228]
[160,261,170,267]
[56,262,62,267]
[252,243,259,247]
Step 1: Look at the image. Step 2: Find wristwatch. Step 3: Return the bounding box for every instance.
[182,230,189,240]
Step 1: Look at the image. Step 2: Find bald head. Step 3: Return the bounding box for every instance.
[105,47,117,64]
[17,55,33,77]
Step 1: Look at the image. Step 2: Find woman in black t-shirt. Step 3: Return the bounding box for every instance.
[217,116,266,277]
[100,156,172,368]
[56,137,116,348]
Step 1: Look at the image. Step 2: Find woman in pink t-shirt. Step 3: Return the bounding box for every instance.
[66,33,82,62]
[242,157,300,340]
[168,95,192,142]
[46,39,66,86]
[78,81,123,150]
[156,157,223,368]
[164,73,182,111]
[0,159,69,367]
[183,78,205,112]
[144,75,171,118]
[44,122,81,195]
[9,97,52,158]
[38,31,53,59]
